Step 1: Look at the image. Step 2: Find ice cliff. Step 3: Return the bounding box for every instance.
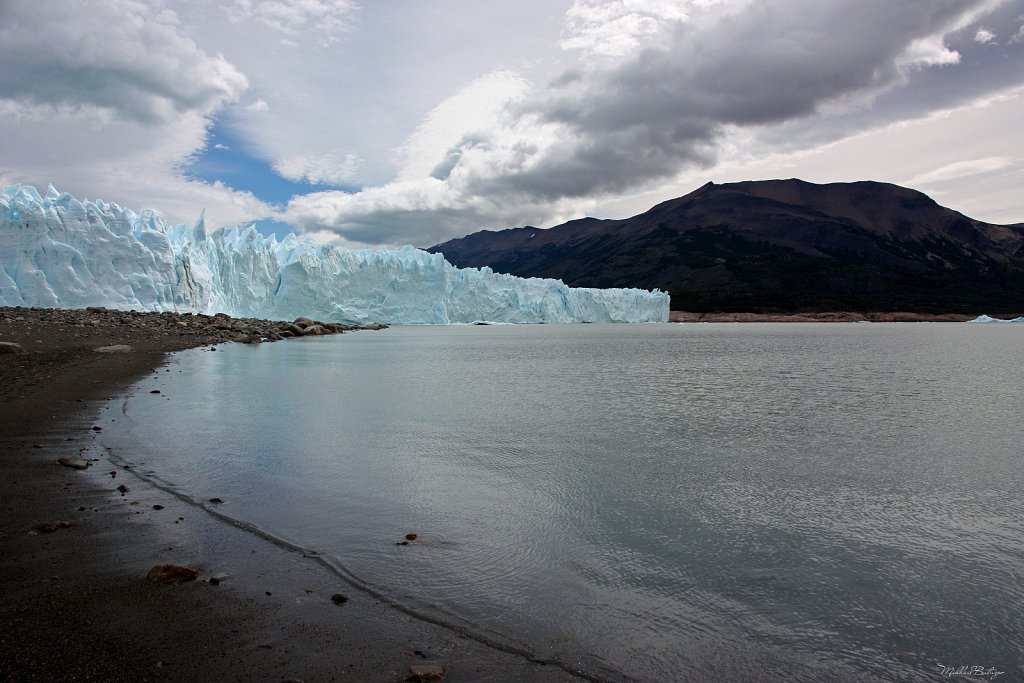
[0,185,669,324]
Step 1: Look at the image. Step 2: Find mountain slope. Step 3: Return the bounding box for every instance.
[428,179,1024,312]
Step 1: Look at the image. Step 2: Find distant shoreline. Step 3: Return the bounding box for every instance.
[668,311,1019,323]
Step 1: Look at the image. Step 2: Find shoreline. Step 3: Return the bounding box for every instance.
[0,307,581,682]
[667,310,1014,323]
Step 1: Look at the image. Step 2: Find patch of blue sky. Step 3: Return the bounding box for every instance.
[185,120,357,239]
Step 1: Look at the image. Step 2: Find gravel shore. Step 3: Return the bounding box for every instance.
[0,307,581,683]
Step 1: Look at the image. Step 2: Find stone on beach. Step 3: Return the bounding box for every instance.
[0,341,24,353]
[330,593,349,605]
[94,344,133,353]
[407,663,446,681]
[146,564,199,584]
[58,455,90,469]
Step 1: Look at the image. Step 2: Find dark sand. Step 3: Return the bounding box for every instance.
[0,308,583,682]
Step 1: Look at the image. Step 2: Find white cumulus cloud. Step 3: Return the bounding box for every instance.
[0,0,248,124]
[224,0,358,46]
[974,27,997,43]
[274,150,364,185]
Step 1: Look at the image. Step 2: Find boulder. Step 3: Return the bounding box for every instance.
[301,324,326,336]
[0,342,24,354]
[293,317,315,328]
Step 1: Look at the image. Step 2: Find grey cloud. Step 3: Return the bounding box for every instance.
[454,0,1014,207]
[758,1,1024,151]
[293,0,1024,248]
[0,1,247,124]
[296,205,518,249]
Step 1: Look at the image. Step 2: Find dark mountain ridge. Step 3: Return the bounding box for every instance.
[428,179,1024,313]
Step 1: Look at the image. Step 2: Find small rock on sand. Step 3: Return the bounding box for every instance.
[0,341,25,354]
[58,455,90,469]
[28,521,73,535]
[116,484,129,494]
[94,344,133,353]
[407,663,446,681]
[330,593,348,605]
[146,564,199,584]
[208,497,224,504]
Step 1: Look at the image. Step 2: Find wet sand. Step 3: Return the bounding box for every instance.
[0,308,583,682]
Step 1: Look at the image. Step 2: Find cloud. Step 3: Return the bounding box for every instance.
[293,0,1012,246]
[1013,23,1024,43]
[284,177,587,248]
[6,0,1022,248]
[560,0,692,58]
[274,150,363,185]
[224,0,357,47]
[0,2,270,230]
[905,156,1016,185]
[0,0,248,124]
[396,71,533,182]
[0,110,275,229]
[974,27,997,43]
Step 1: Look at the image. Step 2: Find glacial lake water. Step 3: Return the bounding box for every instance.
[106,323,1023,681]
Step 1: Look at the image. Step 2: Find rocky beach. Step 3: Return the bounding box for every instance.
[0,306,579,682]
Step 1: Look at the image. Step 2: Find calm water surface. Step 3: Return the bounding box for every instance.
[107,324,1024,681]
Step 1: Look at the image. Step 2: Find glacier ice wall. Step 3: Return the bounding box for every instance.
[0,185,669,324]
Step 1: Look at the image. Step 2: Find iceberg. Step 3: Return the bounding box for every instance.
[0,185,669,324]
[967,314,1024,323]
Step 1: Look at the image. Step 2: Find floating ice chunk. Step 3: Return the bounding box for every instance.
[967,314,1024,323]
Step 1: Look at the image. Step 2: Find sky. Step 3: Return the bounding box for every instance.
[1,0,1023,249]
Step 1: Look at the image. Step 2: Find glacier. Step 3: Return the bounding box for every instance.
[0,185,668,324]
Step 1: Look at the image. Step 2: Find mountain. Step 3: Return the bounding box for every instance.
[428,179,1024,313]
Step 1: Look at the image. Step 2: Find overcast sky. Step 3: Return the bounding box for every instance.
[2,0,1023,248]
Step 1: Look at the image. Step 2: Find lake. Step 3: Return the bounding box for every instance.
[104,323,1023,681]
